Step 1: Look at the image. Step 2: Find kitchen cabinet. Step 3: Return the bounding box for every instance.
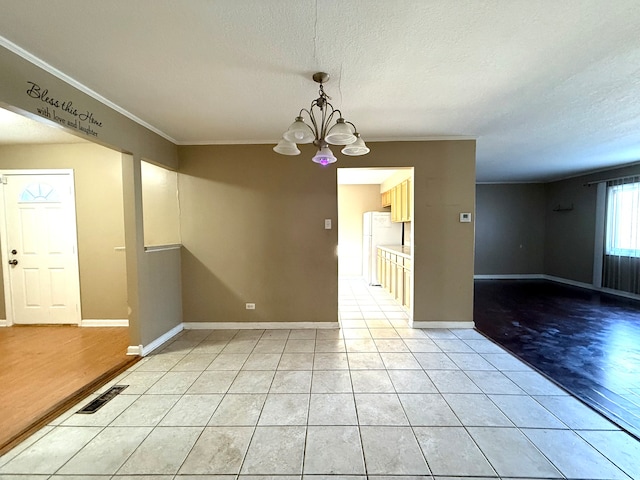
[403,259,411,308]
[395,256,404,303]
[391,185,400,222]
[381,189,391,207]
[377,246,411,310]
[382,178,412,223]
[401,179,411,222]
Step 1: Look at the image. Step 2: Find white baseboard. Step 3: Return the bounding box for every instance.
[0,319,7,327]
[542,275,592,289]
[474,274,544,280]
[476,273,640,301]
[411,321,475,329]
[142,323,184,356]
[598,286,640,301]
[183,321,340,330]
[127,323,184,357]
[126,345,142,356]
[544,274,640,300]
[81,319,129,327]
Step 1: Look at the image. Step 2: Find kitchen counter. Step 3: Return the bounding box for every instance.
[378,245,412,258]
[377,245,412,309]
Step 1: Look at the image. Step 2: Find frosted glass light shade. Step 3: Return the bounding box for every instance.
[312,146,337,166]
[283,116,314,144]
[341,134,370,156]
[273,138,301,155]
[325,118,356,145]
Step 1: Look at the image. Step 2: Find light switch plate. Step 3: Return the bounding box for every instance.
[460,212,472,223]
[324,219,332,229]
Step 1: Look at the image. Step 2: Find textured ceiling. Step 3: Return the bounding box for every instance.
[1,0,640,182]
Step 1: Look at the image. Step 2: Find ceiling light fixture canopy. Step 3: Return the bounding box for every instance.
[273,72,369,165]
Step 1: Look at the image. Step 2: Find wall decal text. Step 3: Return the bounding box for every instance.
[26,81,103,137]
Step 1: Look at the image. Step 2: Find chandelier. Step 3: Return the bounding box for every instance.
[273,72,370,165]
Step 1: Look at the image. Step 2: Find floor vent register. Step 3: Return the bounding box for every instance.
[76,385,128,414]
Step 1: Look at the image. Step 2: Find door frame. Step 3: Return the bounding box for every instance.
[0,169,82,326]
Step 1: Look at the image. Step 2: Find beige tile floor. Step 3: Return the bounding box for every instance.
[1,278,640,479]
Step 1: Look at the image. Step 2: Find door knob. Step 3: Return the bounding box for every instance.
[8,259,18,266]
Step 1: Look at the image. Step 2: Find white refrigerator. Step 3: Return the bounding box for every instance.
[362,211,402,285]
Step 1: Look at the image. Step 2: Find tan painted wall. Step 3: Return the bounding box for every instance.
[179,144,338,324]
[342,141,476,323]
[0,143,127,319]
[338,184,385,276]
[178,140,476,325]
[140,248,183,344]
[141,161,180,247]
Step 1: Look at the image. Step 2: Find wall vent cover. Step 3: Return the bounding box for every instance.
[76,385,128,414]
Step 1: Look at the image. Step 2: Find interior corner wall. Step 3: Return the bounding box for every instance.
[0,143,127,319]
[476,163,640,285]
[475,183,545,275]
[178,140,476,325]
[544,163,640,284]
[338,184,385,277]
[543,177,598,283]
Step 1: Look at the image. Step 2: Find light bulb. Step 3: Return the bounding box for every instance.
[312,145,337,165]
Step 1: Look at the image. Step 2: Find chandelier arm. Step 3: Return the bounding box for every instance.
[320,102,329,142]
[325,107,339,124]
[297,107,316,138]
[344,120,359,133]
[321,107,341,139]
[326,105,342,118]
[303,106,321,140]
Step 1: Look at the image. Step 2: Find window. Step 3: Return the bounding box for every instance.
[606,181,640,257]
[18,182,61,203]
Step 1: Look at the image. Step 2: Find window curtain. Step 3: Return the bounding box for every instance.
[602,175,640,294]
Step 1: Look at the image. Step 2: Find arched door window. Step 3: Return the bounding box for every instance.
[18,183,61,203]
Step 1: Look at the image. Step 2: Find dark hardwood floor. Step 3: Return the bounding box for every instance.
[474,279,640,439]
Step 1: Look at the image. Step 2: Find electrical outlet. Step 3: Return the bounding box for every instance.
[245,303,255,310]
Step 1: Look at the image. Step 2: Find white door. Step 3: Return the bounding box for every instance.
[1,172,81,325]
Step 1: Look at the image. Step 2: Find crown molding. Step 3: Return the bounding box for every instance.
[0,35,177,144]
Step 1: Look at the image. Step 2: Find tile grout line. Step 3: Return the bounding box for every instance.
[232,327,289,477]
[342,316,369,478]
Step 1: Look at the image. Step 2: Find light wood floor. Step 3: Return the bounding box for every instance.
[0,325,136,455]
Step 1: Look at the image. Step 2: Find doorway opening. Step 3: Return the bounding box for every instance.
[337,167,414,325]
[0,106,134,454]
